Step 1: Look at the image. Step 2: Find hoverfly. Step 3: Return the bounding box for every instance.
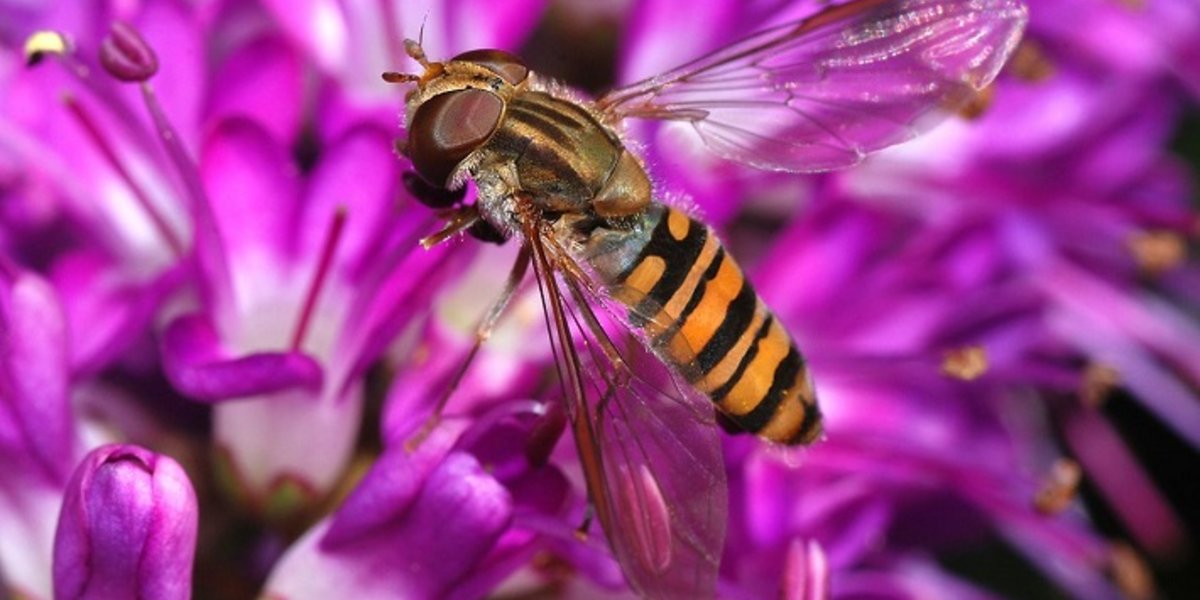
[384,0,1027,596]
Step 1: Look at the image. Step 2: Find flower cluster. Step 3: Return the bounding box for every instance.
[1,0,1196,598]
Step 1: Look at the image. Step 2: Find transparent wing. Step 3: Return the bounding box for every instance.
[527,231,727,599]
[596,0,1029,172]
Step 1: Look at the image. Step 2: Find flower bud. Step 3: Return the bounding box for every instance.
[100,22,158,82]
[53,445,197,600]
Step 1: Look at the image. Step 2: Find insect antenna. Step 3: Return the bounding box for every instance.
[382,34,435,84]
[381,71,419,84]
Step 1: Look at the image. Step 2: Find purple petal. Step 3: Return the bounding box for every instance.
[53,444,197,600]
[161,313,323,401]
[49,250,185,375]
[206,34,306,144]
[199,117,300,272]
[298,125,400,279]
[431,0,549,54]
[259,0,348,73]
[0,268,75,484]
[265,450,512,599]
[321,423,463,548]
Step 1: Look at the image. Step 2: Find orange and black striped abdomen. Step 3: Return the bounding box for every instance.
[600,205,822,445]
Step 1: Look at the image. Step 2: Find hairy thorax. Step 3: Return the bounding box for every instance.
[467,89,653,236]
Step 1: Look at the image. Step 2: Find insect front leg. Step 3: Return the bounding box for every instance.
[404,246,532,451]
[418,204,483,249]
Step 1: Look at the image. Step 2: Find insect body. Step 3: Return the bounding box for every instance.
[580,203,822,444]
[386,0,1027,597]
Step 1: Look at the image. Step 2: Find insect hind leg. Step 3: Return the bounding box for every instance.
[404,246,531,451]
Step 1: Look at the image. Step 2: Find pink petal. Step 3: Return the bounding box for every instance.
[206,34,307,144]
[199,117,300,272]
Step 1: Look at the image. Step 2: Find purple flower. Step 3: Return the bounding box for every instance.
[53,444,197,600]
[0,0,1197,598]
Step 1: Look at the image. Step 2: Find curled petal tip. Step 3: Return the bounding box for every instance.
[100,22,159,82]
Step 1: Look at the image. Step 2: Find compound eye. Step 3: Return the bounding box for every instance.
[408,89,503,186]
[451,48,529,85]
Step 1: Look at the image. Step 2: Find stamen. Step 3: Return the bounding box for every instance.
[25,29,162,157]
[133,62,236,303]
[99,22,158,82]
[62,93,185,257]
[291,207,348,351]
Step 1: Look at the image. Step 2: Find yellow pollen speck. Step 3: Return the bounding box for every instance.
[941,346,987,380]
[24,30,69,66]
[1082,363,1120,408]
[1033,458,1082,515]
[1127,230,1186,277]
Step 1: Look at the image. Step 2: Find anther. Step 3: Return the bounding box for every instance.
[941,345,988,381]
[24,30,70,67]
[1033,458,1083,515]
[1128,230,1185,277]
[100,22,158,82]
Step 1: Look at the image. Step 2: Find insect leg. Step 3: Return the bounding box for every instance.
[404,245,531,451]
[419,204,482,249]
[403,171,468,209]
[575,503,595,539]
[523,215,615,535]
